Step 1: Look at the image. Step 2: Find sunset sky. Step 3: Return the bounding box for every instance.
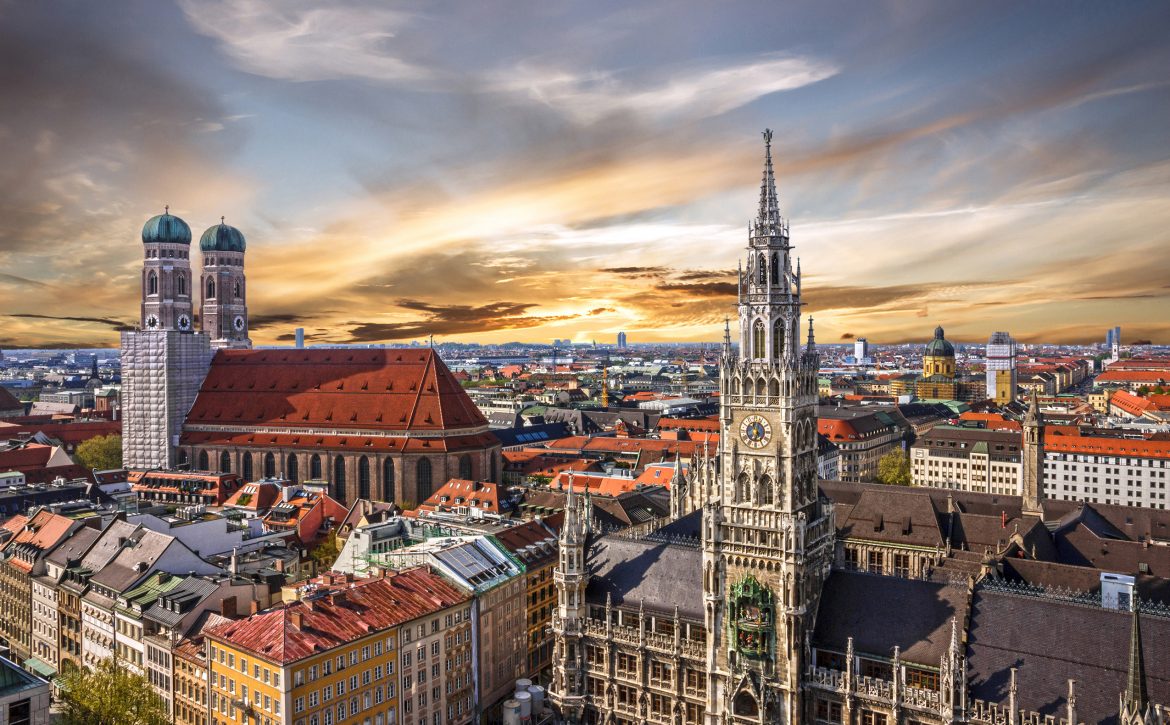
[2,1,1169,348]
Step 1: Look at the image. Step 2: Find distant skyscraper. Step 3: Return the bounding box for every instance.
[854,337,868,362]
[616,331,627,348]
[295,327,305,348]
[985,331,1017,403]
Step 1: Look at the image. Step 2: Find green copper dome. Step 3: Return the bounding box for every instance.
[141,211,192,245]
[199,221,246,253]
[925,325,954,357]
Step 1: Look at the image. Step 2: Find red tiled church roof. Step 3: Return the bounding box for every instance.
[182,349,489,444]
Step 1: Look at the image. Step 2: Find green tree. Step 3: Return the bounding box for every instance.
[310,533,341,571]
[73,433,122,471]
[875,449,912,486]
[57,658,169,725]
[1137,386,1152,397]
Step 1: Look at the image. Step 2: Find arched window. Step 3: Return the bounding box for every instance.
[198,450,209,471]
[147,271,158,296]
[734,692,759,717]
[458,454,472,481]
[264,452,275,479]
[382,458,396,502]
[736,473,750,502]
[310,454,322,480]
[757,253,766,285]
[234,279,242,299]
[242,453,253,481]
[417,458,433,502]
[358,456,371,500]
[287,454,299,483]
[178,449,188,466]
[771,252,779,283]
[207,279,216,299]
[760,475,774,506]
[773,319,785,359]
[220,451,231,473]
[753,320,765,359]
[768,378,779,399]
[333,456,347,500]
[490,454,498,483]
[177,274,186,296]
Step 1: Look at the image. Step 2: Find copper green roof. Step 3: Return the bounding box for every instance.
[199,221,246,252]
[116,571,183,617]
[925,325,954,357]
[141,211,192,245]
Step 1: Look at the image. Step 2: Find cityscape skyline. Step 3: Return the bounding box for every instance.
[2,1,1170,349]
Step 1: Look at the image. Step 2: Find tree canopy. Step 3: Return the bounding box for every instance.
[57,658,169,725]
[875,449,912,486]
[73,433,122,471]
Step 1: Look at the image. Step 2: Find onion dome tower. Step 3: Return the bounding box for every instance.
[199,218,251,349]
[924,325,956,378]
[139,207,195,333]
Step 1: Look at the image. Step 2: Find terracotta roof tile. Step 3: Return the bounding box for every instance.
[208,567,470,664]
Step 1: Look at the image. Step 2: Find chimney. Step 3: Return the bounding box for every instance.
[290,610,304,629]
[220,596,238,618]
[282,484,295,503]
[250,599,261,615]
[230,546,240,576]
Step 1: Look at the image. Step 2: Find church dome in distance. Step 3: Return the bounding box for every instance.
[141,209,192,245]
[925,325,955,357]
[199,219,246,253]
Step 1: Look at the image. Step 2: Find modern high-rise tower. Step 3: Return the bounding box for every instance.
[121,210,215,469]
[702,129,834,722]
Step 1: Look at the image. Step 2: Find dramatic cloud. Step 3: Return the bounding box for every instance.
[494,54,838,124]
[3,2,1170,347]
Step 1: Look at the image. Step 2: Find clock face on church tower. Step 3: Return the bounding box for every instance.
[739,414,772,449]
[145,314,159,329]
[233,315,245,332]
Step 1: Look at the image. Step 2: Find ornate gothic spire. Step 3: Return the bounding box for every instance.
[757,129,780,228]
[1124,606,1148,715]
[806,316,816,351]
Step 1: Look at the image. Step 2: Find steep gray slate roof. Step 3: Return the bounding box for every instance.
[45,525,101,567]
[812,571,969,666]
[585,535,702,619]
[144,575,220,628]
[966,590,1170,725]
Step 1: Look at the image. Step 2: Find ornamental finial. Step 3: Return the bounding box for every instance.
[164,204,169,214]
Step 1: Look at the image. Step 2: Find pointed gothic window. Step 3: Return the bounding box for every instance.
[242,453,253,481]
[198,450,209,471]
[760,475,774,506]
[417,458,433,501]
[458,454,472,481]
[333,456,347,500]
[147,271,158,296]
[207,279,216,299]
[220,451,231,473]
[310,454,322,480]
[177,274,186,296]
[287,454,299,483]
[736,473,750,503]
[773,320,785,359]
[753,320,765,359]
[771,253,779,283]
[264,452,275,479]
[358,456,371,499]
[234,279,242,299]
[757,254,767,285]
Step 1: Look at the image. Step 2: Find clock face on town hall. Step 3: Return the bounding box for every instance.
[739,414,772,449]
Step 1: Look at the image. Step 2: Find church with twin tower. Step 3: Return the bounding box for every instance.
[120,213,252,469]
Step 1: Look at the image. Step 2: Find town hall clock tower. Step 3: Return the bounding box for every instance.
[702,130,834,724]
